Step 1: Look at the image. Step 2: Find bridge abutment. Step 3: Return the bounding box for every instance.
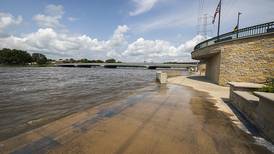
[193,32,274,86]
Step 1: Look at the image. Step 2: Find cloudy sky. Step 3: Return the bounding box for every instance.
[0,0,273,62]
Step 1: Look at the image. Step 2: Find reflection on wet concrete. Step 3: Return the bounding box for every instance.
[10,137,60,154]
[0,84,272,154]
[72,93,150,133]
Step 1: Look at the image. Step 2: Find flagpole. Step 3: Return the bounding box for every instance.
[217,0,222,38]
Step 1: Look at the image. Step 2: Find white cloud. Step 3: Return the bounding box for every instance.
[67,17,77,21]
[107,25,129,47]
[0,23,205,62]
[0,3,207,62]
[0,25,129,59]
[44,4,64,17]
[0,12,22,32]
[105,25,129,58]
[33,4,64,29]
[176,35,206,53]
[123,38,176,57]
[135,13,196,33]
[131,4,198,33]
[122,35,206,62]
[129,0,159,16]
[33,14,64,29]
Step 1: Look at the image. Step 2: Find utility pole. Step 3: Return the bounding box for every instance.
[197,14,212,38]
[236,12,242,38]
[217,0,222,38]
[197,0,204,35]
[202,14,208,37]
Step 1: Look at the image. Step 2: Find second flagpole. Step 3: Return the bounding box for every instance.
[217,0,222,38]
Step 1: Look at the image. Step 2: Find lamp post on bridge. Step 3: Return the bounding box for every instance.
[236,12,242,38]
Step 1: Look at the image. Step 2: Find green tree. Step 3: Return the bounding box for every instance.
[95,60,104,63]
[63,58,75,63]
[79,58,91,63]
[0,48,32,65]
[90,60,104,63]
[32,53,48,65]
[105,58,116,63]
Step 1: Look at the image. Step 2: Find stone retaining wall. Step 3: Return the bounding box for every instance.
[193,33,274,86]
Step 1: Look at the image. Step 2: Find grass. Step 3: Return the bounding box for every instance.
[259,78,274,93]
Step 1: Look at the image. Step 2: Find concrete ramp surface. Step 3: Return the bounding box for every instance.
[0,85,272,154]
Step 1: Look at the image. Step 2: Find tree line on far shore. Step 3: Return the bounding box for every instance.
[0,48,48,65]
[60,58,121,63]
[0,48,121,66]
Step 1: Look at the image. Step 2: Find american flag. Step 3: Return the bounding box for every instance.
[212,0,221,24]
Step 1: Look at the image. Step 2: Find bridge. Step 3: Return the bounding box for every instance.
[55,62,198,69]
[192,21,274,85]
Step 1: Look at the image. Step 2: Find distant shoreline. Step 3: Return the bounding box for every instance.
[0,64,56,67]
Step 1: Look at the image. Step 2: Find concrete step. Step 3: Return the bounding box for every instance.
[234,91,259,105]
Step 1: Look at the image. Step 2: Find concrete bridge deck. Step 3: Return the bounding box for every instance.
[55,62,198,69]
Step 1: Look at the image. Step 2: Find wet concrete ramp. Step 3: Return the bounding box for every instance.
[0,85,272,154]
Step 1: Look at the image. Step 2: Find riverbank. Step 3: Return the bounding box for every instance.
[0,78,272,153]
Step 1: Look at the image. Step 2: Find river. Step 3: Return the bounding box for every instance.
[0,67,157,141]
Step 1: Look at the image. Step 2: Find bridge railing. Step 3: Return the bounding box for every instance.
[194,21,274,50]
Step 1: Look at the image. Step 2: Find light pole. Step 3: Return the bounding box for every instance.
[236,12,242,38]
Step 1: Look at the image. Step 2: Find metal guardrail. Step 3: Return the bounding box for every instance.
[194,21,274,50]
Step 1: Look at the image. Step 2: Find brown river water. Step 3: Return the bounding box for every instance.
[0,67,156,141]
[0,67,273,154]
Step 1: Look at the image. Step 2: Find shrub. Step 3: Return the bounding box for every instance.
[259,78,274,93]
